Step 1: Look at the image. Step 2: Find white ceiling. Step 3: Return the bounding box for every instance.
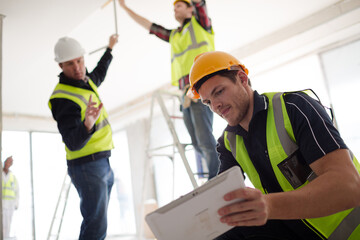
[1,0,359,132]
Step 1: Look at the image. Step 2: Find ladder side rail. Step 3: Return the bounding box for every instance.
[155,92,198,188]
[47,173,70,240]
[55,180,72,240]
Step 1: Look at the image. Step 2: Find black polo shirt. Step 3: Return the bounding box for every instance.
[50,48,113,165]
[216,90,348,239]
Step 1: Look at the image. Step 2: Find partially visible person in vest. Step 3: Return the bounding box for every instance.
[48,34,118,240]
[118,0,220,179]
[2,156,19,238]
[187,51,360,240]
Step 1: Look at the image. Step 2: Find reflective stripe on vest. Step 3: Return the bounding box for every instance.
[50,89,110,132]
[2,172,16,200]
[48,79,114,160]
[225,91,360,239]
[169,16,215,86]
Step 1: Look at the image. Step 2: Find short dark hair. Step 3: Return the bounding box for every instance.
[194,69,251,93]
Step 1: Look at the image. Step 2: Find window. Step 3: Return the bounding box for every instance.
[1,130,136,239]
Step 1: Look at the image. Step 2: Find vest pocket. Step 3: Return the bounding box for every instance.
[277,151,313,189]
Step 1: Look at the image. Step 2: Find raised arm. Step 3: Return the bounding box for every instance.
[108,34,119,50]
[192,0,212,32]
[118,0,152,31]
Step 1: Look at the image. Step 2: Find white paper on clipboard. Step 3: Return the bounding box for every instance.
[145,166,245,240]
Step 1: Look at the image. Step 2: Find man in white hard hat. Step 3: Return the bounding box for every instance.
[2,156,19,238]
[118,0,220,180]
[48,34,118,240]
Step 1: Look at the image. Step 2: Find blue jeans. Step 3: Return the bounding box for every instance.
[182,100,220,179]
[68,157,114,240]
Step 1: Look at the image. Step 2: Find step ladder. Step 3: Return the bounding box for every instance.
[147,89,199,189]
[47,173,72,240]
[140,89,211,239]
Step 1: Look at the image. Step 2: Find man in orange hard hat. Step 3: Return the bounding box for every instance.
[118,0,220,179]
[187,51,360,239]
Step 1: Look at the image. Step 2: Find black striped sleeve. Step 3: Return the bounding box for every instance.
[284,92,348,165]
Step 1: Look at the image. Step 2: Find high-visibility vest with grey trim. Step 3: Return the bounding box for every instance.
[224,91,360,240]
[2,172,17,200]
[169,16,215,86]
[48,79,114,160]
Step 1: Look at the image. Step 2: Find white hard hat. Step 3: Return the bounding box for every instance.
[54,37,86,63]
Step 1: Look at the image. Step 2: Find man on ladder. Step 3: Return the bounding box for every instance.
[118,0,220,179]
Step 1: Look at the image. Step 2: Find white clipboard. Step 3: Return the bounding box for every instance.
[145,166,245,240]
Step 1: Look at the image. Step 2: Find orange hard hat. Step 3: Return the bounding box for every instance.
[187,51,249,99]
[173,0,191,5]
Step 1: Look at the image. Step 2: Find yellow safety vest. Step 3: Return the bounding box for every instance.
[169,16,215,86]
[224,91,360,240]
[48,79,114,160]
[2,172,17,200]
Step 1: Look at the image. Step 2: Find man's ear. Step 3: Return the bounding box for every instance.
[237,70,248,85]
[59,63,63,69]
[189,5,195,16]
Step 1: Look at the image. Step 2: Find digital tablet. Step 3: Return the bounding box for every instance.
[145,166,245,240]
